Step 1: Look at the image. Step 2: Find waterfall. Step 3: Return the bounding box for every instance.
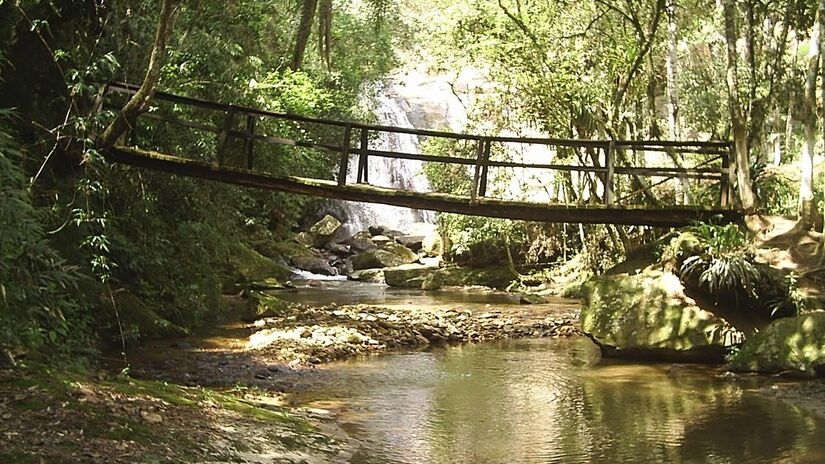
[332,87,437,235]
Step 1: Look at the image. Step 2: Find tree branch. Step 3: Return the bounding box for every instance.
[98,0,181,149]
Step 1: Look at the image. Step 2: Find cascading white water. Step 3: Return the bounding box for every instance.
[334,87,437,235]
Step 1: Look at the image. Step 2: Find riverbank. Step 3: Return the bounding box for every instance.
[0,365,353,463]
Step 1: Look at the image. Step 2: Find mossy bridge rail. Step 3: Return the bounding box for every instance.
[99,82,742,227]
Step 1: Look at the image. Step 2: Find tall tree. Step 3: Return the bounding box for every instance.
[665,0,680,139]
[800,1,822,228]
[98,0,181,148]
[291,0,319,70]
[722,0,756,211]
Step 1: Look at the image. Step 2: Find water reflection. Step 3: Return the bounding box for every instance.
[294,338,825,463]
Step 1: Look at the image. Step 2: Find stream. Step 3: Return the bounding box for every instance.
[275,282,825,464]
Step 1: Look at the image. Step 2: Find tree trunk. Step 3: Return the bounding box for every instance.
[98,0,180,148]
[317,0,333,68]
[801,3,822,229]
[722,0,756,211]
[665,0,680,139]
[291,0,318,70]
[819,0,825,264]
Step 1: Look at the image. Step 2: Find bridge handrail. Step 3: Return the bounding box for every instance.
[105,82,731,152]
[101,81,736,209]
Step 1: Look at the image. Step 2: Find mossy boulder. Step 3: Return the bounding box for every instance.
[384,264,439,288]
[229,242,291,283]
[306,215,342,247]
[437,267,518,290]
[243,291,291,322]
[381,242,419,264]
[581,270,741,363]
[291,255,337,276]
[100,292,188,340]
[351,249,405,270]
[349,268,385,283]
[729,312,825,377]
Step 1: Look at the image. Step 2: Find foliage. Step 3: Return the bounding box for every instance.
[677,222,797,320]
[0,110,95,359]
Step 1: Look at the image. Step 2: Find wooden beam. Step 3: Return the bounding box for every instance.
[337,124,352,187]
[106,146,743,227]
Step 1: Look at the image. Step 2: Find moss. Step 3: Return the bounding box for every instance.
[729,312,825,376]
[229,242,292,283]
[581,270,741,363]
[242,291,291,322]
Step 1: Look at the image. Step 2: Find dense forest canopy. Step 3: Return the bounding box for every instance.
[1,0,824,362]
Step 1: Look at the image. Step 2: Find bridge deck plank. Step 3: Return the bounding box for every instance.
[107,146,742,227]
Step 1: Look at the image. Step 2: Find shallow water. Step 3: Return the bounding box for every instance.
[280,282,825,464]
[294,338,825,463]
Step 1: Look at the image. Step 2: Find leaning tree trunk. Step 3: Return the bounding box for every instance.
[722,0,756,211]
[291,0,319,70]
[801,3,822,229]
[98,0,180,148]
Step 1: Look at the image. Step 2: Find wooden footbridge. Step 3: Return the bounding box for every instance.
[99,82,742,227]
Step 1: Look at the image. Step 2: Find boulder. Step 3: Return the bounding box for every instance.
[292,256,337,276]
[368,225,388,236]
[243,291,291,322]
[397,235,425,251]
[519,293,547,305]
[381,242,419,264]
[729,312,825,377]
[229,242,292,283]
[345,232,377,252]
[371,235,393,246]
[325,242,351,257]
[349,268,385,283]
[581,270,741,363]
[306,215,342,247]
[384,263,439,288]
[421,272,445,290]
[351,249,405,270]
[294,232,316,248]
[421,234,444,257]
[436,266,517,290]
[383,229,406,239]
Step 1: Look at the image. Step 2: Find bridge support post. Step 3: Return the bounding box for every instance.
[337,124,353,187]
[605,141,615,207]
[479,139,491,198]
[357,128,369,184]
[470,138,485,202]
[719,143,734,208]
[244,115,256,169]
[216,110,237,167]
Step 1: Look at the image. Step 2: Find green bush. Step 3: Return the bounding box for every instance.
[0,110,95,360]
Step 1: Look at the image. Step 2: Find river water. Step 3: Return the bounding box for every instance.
[278,283,825,464]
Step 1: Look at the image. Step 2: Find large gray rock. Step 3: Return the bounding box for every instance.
[397,235,425,251]
[729,312,825,377]
[581,270,741,363]
[381,242,419,264]
[345,232,377,252]
[384,263,440,288]
[349,268,385,283]
[306,215,342,247]
[351,249,405,270]
[292,255,337,276]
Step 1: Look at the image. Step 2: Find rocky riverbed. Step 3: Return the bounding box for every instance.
[126,288,579,392]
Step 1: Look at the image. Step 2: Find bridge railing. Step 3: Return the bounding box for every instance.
[101,81,735,210]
